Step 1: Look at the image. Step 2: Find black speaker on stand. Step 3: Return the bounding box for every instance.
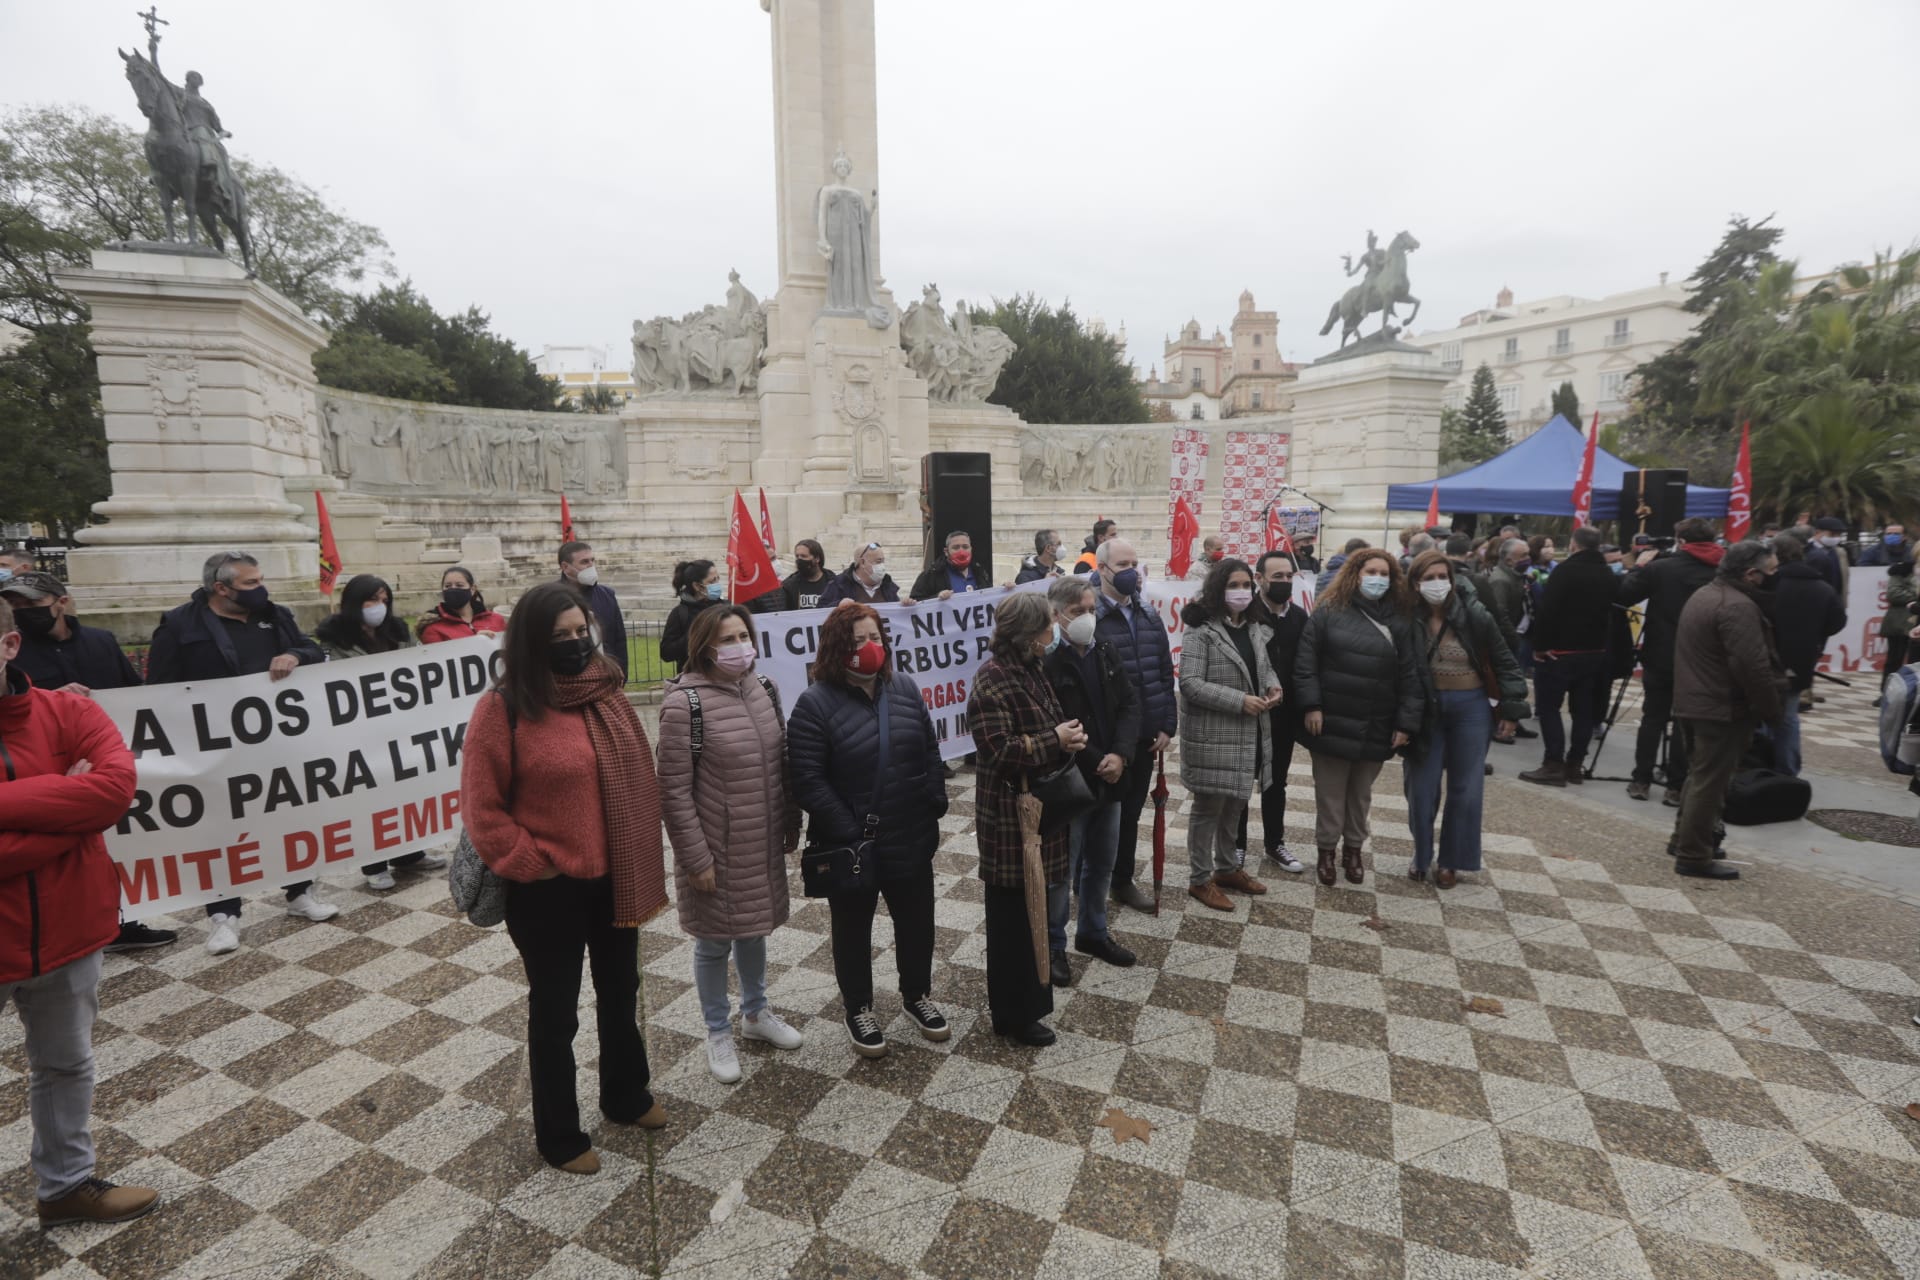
[1619,468,1689,542]
[920,452,994,583]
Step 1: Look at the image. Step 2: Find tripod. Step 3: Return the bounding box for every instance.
[1584,607,1677,786]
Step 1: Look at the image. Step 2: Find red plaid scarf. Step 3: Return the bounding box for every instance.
[551,664,666,927]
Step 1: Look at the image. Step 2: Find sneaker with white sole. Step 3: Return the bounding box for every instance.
[845,1005,889,1059]
[904,997,951,1041]
[1266,844,1305,874]
[363,871,397,891]
[410,851,450,871]
[706,1033,742,1083]
[740,1010,805,1050]
[205,913,239,956]
[286,891,339,922]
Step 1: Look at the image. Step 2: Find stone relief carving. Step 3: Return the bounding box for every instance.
[852,421,892,485]
[631,270,767,397]
[1018,427,1167,495]
[667,437,727,479]
[831,361,884,428]
[315,393,624,498]
[900,284,1016,403]
[145,353,200,431]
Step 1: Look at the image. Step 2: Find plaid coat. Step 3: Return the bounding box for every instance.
[968,656,1071,886]
[1177,615,1277,797]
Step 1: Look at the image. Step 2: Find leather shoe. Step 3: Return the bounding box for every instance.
[1434,868,1458,889]
[1213,868,1268,895]
[1188,881,1234,911]
[1676,860,1739,880]
[1341,845,1365,885]
[1626,779,1651,801]
[1002,1021,1056,1047]
[1076,934,1137,967]
[1111,881,1154,912]
[1049,949,1073,988]
[1514,723,1539,739]
[1316,847,1336,886]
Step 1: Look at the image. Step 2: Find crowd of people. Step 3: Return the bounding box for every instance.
[4,506,1913,1224]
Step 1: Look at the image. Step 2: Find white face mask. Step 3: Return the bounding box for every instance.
[361,603,389,627]
[868,561,888,580]
[1419,579,1452,604]
[1065,612,1097,647]
[1819,535,1841,548]
[575,565,600,588]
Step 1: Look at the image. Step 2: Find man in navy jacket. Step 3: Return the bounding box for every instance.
[1090,538,1176,913]
[558,541,629,678]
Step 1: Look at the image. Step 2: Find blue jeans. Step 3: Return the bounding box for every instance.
[1048,799,1122,951]
[1404,688,1493,874]
[1773,696,1801,777]
[692,936,768,1036]
[0,951,102,1201]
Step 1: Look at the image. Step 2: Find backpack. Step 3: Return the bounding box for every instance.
[683,675,782,768]
[1876,664,1920,776]
[1724,768,1812,826]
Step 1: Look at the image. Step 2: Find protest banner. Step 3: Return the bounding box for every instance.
[94,636,500,921]
[1137,572,1314,677]
[1822,565,1890,678]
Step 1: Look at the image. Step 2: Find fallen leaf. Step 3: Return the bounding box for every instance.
[1751,1025,1772,1035]
[1360,915,1390,932]
[1550,852,1577,861]
[1097,1106,1155,1146]
[1905,1103,1920,1123]
[1461,995,1508,1018]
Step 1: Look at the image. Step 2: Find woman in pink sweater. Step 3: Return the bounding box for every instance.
[657,605,803,1083]
[460,583,667,1176]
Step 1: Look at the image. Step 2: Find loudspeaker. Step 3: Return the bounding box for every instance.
[1620,468,1689,541]
[921,452,993,582]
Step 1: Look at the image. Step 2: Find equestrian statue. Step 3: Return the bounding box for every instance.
[1320,229,1421,348]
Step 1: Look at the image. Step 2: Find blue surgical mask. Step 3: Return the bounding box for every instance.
[0,569,10,584]
[1359,576,1390,600]
[1610,561,1626,575]
[1046,622,1063,654]
[1886,534,1904,546]
[706,581,725,600]
[1110,567,1140,596]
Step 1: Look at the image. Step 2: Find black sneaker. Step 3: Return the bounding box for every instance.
[904,996,951,1042]
[106,922,177,953]
[1049,949,1073,988]
[1676,860,1739,881]
[1514,724,1539,739]
[845,1005,889,1058]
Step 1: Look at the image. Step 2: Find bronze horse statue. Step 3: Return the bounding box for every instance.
[1320,230,1421,348]
[117,48,255,275]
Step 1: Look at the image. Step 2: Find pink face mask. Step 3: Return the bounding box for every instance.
[713,641,757,676]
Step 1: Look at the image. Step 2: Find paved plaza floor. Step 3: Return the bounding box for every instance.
[6,691,1919,1279]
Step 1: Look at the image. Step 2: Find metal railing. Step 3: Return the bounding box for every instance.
[1548,341,1573,356]
[1606,330,1633,347]
[1498,350,1522,364]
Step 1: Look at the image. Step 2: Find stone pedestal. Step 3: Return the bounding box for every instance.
[54,248,327,616]
[1288,348,1450,549]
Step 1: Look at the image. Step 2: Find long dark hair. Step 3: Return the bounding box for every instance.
[814,603,889,687]
[442,565,487,614]
[794,539,826,575]
[496,581,614,721]
[317,573,408,649]
[672,559,714,595]
[1190,557,1255,625]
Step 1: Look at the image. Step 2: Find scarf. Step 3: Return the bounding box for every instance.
[551,663,666,927]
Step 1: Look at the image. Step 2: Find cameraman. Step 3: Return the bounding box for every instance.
[1618,519,1721,804]
[1766,533,1845,775]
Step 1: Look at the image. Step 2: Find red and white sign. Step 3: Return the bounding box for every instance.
[1168,427,1209,573]
[1727,421,1752,543]
[1218,431,1291,561]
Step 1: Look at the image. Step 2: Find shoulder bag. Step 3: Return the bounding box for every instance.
[799,685,888,898]
[449,693,512,928]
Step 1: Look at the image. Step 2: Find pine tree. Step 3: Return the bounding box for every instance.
[1458,362,1510,462]
[1550,380,1581,427]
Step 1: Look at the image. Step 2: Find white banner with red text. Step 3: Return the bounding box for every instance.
[94,637,501,921]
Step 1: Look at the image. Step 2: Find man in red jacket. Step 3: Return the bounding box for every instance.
[0,600,159,1227]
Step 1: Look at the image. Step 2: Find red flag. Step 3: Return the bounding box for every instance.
[1727,420,1752,542]
[1265,504,1294,556]
[315,490,342,597]
[1168,496,1199,578]
[559,493,577,544]
[757,487,776,555]
[1570,411,1599,527]
[1425,485,1441,527]
[727,490,779,603]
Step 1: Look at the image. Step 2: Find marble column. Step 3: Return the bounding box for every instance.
[1287,349,1450,549]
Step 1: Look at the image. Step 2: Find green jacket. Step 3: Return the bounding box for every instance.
[1880,572,1917,639]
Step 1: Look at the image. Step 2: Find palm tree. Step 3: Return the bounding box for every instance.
[1750,393,1920,524]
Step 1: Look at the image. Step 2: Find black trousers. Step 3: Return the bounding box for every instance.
[1110,739,1157,889]
[505,875,653,1167]
[1632,665,1690,790]
[829,864,936,1013]
[1535,651,1611,766]
[983,883,1053,1033]
[206,884,311,918]
[1237,714,1299,852]
[363,851,429,878]
[1882,634,1910,692]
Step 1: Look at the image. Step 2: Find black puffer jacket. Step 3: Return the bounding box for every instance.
[786,673,948,880]
[1617,545,1718,673]
[1768,561,1846,692]
[660,590,719,671]
[1294,599,1424,762]
[1043,637,1142,799]
[1531,549,1616,653]
[1093,589,1177,741]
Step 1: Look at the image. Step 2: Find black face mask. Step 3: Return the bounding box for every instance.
[442,587,474,611]
[794,558,816,577]
[11,606,57,637]
[548,636,597,676]
[231,584,271,610]
[1264,581,1292,606]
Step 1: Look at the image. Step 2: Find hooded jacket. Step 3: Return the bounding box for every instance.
[417,603,507,645]
[144,588,323,684]
[816,567,901,608]
[1673,576,1786,724]
[0,668,138,983]
[1617,543,1720,673]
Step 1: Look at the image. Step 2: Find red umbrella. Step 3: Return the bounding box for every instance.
[1151,754,1169,916]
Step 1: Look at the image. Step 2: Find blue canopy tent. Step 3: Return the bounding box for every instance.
[1386,415,1731,520]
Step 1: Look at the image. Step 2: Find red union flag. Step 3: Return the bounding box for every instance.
[727,490,778,603]
[1727,420,1752,542]
[1571,411,1600,527]
[1426,485,1441,527]
[757,487,776,554]
[1168,496,1200,578]
[315,490,342,596]
[1265,503,1293,556]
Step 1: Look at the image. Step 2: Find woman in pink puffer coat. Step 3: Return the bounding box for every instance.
[656,604,802,1084]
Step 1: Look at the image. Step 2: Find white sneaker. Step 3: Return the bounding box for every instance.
[410,852,449,871]
[286,891,339,922]
[706,1033,742,1084]
[363,871,397,891]
[740,1010,805,1050]
[205,913,240,955]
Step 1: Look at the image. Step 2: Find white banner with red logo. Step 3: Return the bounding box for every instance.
[1218,431,1291,561]
[1168,427,1208,561]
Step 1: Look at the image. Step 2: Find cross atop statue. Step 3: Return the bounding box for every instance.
[137,5,168,64]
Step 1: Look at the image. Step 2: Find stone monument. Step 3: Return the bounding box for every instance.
[1316,228,1423,358]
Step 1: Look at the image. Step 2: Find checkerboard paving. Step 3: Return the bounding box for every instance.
[1598,670,1885,762]
[5,751,1919,1279]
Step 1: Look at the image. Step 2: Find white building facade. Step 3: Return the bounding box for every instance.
[1411,280,1694,439]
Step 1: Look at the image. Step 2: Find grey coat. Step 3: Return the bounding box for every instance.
[1177,613,1277,797]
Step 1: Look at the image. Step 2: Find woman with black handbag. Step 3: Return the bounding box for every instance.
[967,592,1088,1046]
[1177,558,1283,911]
[787,604,950,1060]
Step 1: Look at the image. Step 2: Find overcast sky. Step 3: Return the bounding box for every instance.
[4,0,1915,373]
